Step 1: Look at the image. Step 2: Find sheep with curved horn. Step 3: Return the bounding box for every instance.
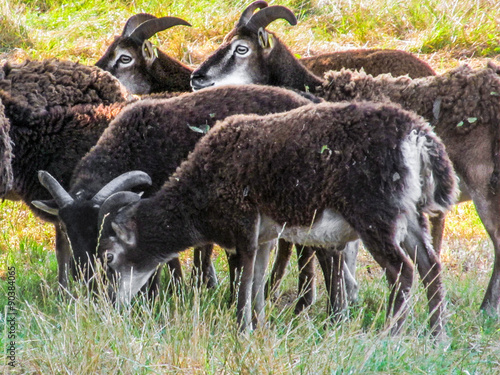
[191,2,500,318]
[96,14,192,94]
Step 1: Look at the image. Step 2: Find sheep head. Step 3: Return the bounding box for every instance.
[96,13,191,95]
[32,170,152,282]
[190,2,297,90]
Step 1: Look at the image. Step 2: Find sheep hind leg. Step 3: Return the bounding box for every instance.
[403,212,446,337]
[265,239,293,299]
[468,189,500,316]
[362,235,414,335]
[191,244,218,289]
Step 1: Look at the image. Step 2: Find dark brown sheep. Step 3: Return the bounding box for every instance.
[191,3,500,318]
[32,84,316,294]
[97,101,457,336]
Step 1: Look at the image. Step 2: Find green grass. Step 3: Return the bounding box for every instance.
[1,0,500,372]
[0,200,499,373]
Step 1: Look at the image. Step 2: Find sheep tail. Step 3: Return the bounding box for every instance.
[419,130,459,215]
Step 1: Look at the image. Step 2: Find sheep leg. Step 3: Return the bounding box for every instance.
[467,188,500,315]
[55,225,71,290]
[362,236,413,335]
[266,239,293,298]
[294,245,316,313]
[165,258,184,292]
[235,238,258,332]
[191,244,218,288]
[315,247,347,319]
[429,213,446,256]
[252,241,273,327]
[403,212,446,337]
[227,251,241,305]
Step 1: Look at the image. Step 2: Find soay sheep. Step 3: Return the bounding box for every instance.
[0,59,129,288]
[191,3,500,317]
[32,84,317,295]
[96,101,457,336]
[96,13,193,95]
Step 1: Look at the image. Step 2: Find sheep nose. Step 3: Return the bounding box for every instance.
[190,73,214,91]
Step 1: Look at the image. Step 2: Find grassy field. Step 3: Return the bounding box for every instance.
[1,0,500,373]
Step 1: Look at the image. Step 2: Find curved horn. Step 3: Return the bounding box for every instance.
[37,170,74,208]
[236,1,269,28]
[98,191,141,231]
[246,5,297,33]
[122,13,157,37]
[129,17,191,43]
[92,171,152,205]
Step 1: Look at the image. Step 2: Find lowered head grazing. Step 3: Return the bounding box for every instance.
[191,2,321,92]
[96,13,192,95]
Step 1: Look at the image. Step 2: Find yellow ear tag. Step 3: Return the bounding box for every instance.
[268,34,274,49]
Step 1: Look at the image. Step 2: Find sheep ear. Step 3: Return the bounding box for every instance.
[111,221,136,248]
[257,28,274,49]
[142,40,156,65]
[32,199,59,216]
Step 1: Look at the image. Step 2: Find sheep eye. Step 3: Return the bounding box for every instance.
[118,55,132,65]
[106,252,114,264]
[235,45,249,56]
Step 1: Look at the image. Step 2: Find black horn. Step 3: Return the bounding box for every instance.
[98,191,141,232]
[37,170,74,208]
[122,13,157,37]
[236,1,269,28]
[246,5,297,33]
[129,17,191,43]
[92,171,152,205]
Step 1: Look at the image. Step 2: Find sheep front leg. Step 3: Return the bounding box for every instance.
[192,244,217,288]
[294,246,316,313]
[316,247,347,319]
[55,225,71,290]
[252,240,273,327]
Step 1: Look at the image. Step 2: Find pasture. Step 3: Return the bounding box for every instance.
[1,0,500,373]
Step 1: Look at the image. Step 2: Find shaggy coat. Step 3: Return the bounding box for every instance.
[99,101,457,335]
[192,3,500,315]
[0,98,13,196]
[0,59,129,287]
[35,85,315,287]
[300,49,435,79]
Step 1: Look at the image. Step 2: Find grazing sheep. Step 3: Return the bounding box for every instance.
[0,59,130,288]
[97,101,457,336]
[32,84,316,294]
[300,49,435,79]
[95,13,193,94]
[191,3,500,317]
[0,97,13,197]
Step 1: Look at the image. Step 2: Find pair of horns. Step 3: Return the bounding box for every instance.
[36,170,152,209]
[237,1,297,33]
[122,13,191,44]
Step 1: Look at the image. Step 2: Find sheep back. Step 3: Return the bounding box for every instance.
[300,49,436,79]
[164,101,455,229]
[70,84,316,195]
[1,59,129,117]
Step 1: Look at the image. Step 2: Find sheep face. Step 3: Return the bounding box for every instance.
[191,31,272,90]
[191,3,297,90]
[96,38,156,95]
[96,14,191,95]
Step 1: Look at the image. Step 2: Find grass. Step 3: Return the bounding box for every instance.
[1,0,500,373]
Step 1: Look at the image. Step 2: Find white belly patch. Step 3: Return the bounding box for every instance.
[259,209,358,249]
